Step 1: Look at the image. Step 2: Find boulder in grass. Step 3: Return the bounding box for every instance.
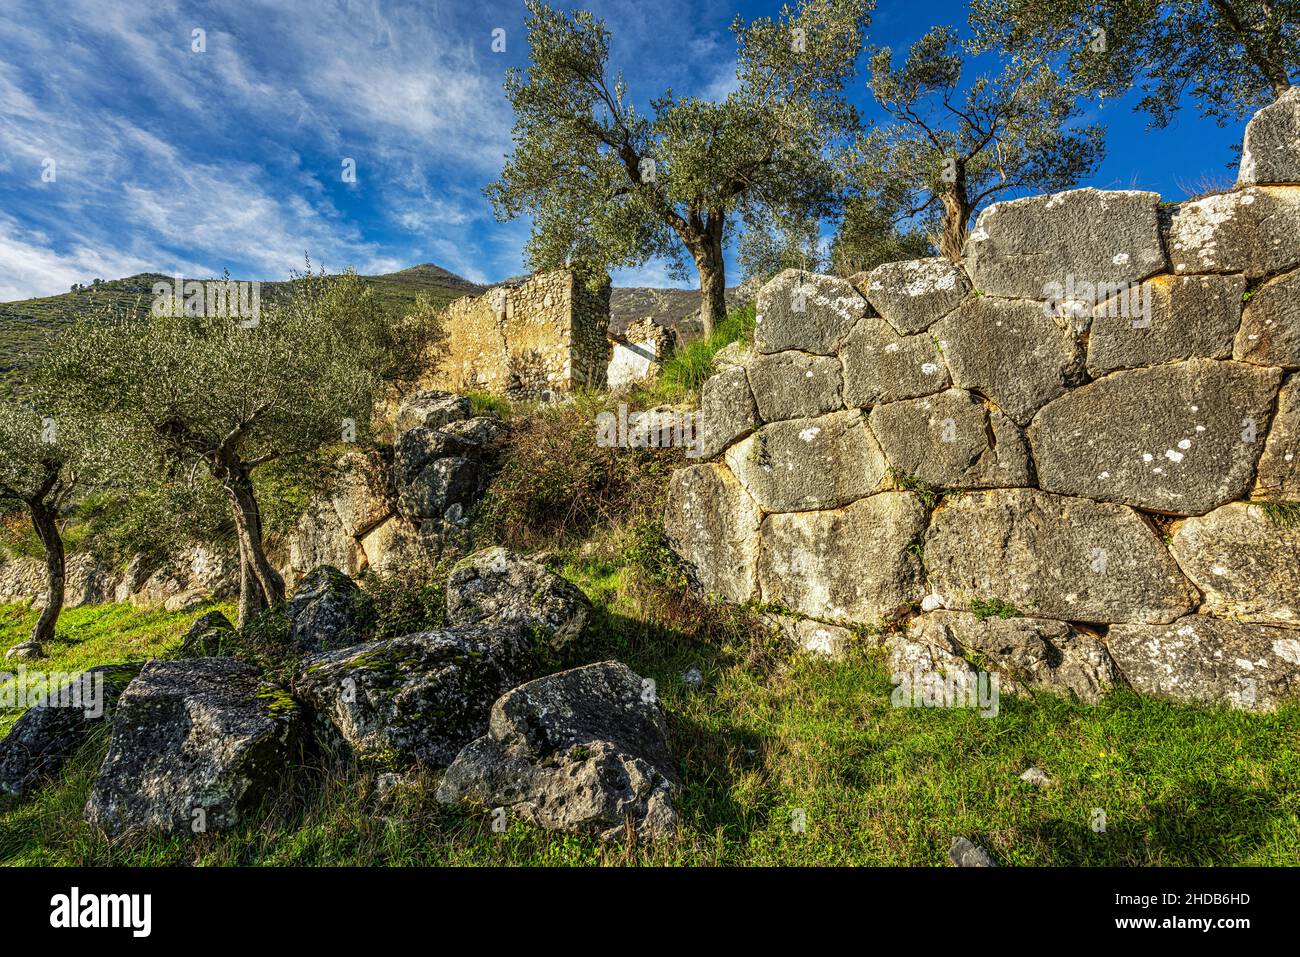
[446,546,591,647]
[293,623,536,770]
[84,658,302,837]
[437,661,679,842]
[0,663,141,799]
[285,566,371,653]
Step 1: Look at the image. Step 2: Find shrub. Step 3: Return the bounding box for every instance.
[472,395,681,551]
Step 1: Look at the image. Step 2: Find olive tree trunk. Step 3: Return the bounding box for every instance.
[225,468,284,627]
[28,499,65,649]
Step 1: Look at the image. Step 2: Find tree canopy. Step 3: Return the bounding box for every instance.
[849,25,1105,260]
[970,0,1300,127]
[486,0,871,335]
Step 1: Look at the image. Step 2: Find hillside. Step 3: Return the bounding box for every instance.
[0,264,486,392]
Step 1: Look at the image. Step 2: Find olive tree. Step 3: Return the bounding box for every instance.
[486,0,870,337]
[0,404,86,656]
[850,26,1105,261]
[46,269,440,626]
[970,0,1299,127]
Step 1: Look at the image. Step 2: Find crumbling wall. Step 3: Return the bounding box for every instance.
[665,90,1300,711]
[425,268,610,397]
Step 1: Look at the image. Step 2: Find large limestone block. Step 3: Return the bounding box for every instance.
[962,188,1166,299]
[758,492,927,625]
[1086,274,1245,375]
[754,270,866,355]
[1254,373,1300,498]
[839,315,950,406]
[869,389,1030,489]
[697,366,759,459]
[663,463,761,603]
[1239,87,1300,186]
[725,410,887,512]
[446,546,591,646]
[745,350,843,422]
[1235,266,1300,369]
[851,257,970,334]
[923,489,1197,624]
[1028,360,1281,514]
[1107,616,1300,711]
[85,658,302,836]
[1170,502,1300,625]
[909,611,1119,703]
[330,450,394,538]
[932,297,1084,425]
[1168,186,1300,277]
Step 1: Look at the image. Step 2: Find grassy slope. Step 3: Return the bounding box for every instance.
[1,547,1298,867]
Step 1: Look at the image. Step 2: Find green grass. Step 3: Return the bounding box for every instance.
[2,546,1298,867]
[0,600,233,737]
[1253,499,1300,528]
[631,304,754,404]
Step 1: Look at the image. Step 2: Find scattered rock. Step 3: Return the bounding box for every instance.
[395,390,472,433]
[949,836,998,867]
[394,426,475,488]
[84,658,302,836]
[285,566,371,653]
[755,270,866,355]
[725,409,887,512]
[1107,616,1300,711]
[446,546,591,647]
[681,667,704,689]
[664,463,762,603]
[852,257,970,334]
[179,610,237,657]
[437,661,679,842]
[963,188,1166,300]
[1028,359,1280,514]
[0,664,141,799]
[397,456,482,522]
[761,612,854,660]
[909,611,1119,703]
[923,489,1198,624]
[1019,767,1052,787]
[293,624,535,770]
[441,415,508,446]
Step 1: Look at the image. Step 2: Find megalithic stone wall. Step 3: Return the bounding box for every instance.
[664,90,1300,711]
[424,268,610,398]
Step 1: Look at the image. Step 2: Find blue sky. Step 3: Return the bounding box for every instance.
[0,0,1252,301]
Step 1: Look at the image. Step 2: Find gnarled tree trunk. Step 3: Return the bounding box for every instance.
[939,175,972,263]
[223,465,284,627]
[28,498,65,649]
[691,213,727,339]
